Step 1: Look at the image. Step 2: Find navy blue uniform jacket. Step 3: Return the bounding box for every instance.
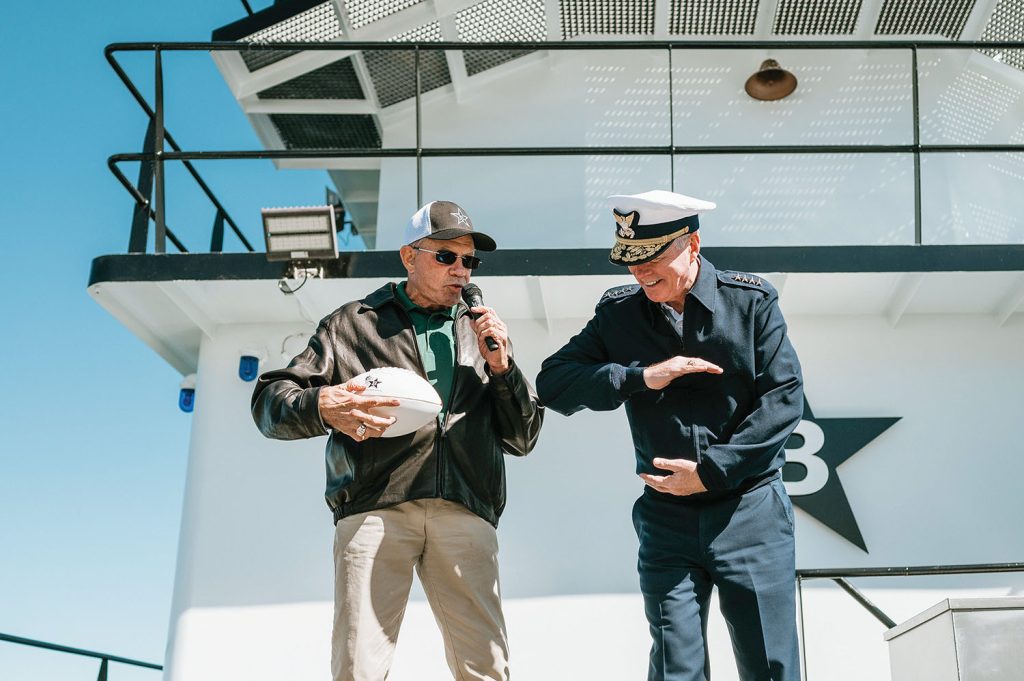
[537,256,803,503]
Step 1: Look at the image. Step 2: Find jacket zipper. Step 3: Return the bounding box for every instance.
[436,309,464,497]
[394,303,449,498]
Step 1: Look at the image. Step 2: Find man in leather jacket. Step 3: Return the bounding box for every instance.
[252,200,544,681]
[537,190,803,681]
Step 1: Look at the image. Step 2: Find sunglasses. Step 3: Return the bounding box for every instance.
[413,247,482,270]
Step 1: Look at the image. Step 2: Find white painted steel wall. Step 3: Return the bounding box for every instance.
[163,304,1024,681]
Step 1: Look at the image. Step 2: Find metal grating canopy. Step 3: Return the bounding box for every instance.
[270,113,381,149]
[342,0,425,30]
[981,0,1024,72]
[670,0,760,35]
[258,58,365,99]
[773,0,863,35]
[363,22,451,107]
[240,1,342,71]
[457,0,546,76]
[560,0,656,39]
[875,0,976,39]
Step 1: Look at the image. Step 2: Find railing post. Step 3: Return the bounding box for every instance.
[210,208,226,253]
[128,119,156,253]
[154,46,167,254]
[832,577,898,629]
[911,45,922,246]
[797,575,808,681]
[415,45,422,207]
[668,46,675,191]
[96,657,108,681]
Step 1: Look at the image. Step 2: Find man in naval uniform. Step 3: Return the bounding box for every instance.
[537,190,803,681]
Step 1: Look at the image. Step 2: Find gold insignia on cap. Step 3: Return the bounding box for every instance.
[613,211,636,239]
[611,240,662,263]
[609,224,694,265]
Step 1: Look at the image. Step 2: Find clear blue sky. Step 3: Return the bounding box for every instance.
[0,2,331,678]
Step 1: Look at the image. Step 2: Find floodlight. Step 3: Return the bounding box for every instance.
[262,205,339,288]
[262,205,338,262]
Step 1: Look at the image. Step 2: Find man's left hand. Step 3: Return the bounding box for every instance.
[639,458,708,496]
[469,305,509,375]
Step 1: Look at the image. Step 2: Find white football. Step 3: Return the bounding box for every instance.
[348,367,442,437]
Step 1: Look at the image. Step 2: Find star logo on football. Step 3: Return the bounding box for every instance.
[366,377,381,389]
[782,401,899,552]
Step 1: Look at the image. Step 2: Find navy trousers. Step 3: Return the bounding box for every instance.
[632,477,800,681]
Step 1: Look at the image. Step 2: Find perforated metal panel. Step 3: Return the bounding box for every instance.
[773,0,863,35]
[670,0,759,35]
[239,1,342,71]
[981,0,1024,72]
[875,0,976,39]
[258,58,366,99]
[363,23,451,108]
[560,0,656,39]
[457,0,546,76]
[342,0,425,30]
[270,114,381,149]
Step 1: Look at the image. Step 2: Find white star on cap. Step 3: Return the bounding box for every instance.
[450,209,471,226]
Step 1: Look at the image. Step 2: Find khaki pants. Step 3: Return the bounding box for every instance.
[332,499,510,681]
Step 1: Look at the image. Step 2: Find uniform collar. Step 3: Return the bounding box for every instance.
[687,255,717,313]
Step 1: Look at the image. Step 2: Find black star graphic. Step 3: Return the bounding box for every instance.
[782,401,899,553]
[366,377,381,389]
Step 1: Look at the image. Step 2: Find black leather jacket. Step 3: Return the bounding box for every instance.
[252,283,544,527]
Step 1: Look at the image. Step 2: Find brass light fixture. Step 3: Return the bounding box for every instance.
[744,59,798,101]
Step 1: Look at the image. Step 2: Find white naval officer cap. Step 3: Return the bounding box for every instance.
[607,190,716,266]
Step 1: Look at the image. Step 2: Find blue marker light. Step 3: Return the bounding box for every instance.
[239,355,260,382]
[179,387,195,413]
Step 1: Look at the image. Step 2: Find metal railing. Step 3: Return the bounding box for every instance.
[0,632,161,680]
[795,561,1024,680]
[4,562,1020,678]
[104,39,1024,254]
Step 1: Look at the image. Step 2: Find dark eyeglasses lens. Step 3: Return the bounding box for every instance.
[436,250,481,270]
[434,250,458,265]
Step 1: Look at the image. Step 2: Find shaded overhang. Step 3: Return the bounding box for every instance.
[88,245,1024,375]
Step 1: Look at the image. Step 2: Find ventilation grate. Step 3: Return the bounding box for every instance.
[258,58,366,99]
[239,1,342,71]
[270,114,381,149]
[560,0,656,39]
[670,0,759,35]
[342,0,425,30]
[875,0,976,39]
[980,0,1024,72]
[363,22,451,108]
[773,0,863,35]
[456,0,546,76]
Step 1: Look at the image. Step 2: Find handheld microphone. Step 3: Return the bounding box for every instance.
[461,283,499,352]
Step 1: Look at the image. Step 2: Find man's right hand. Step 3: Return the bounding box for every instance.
[643,356,724,390]
[318,380,399,441]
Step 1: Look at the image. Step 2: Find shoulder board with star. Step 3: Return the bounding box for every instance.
[717,270,771,294]
[597,284,641,309]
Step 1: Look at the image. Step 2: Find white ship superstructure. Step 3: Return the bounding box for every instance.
[89,1,1024,679]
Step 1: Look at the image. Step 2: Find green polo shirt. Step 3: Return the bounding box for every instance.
[395,282,457,419]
